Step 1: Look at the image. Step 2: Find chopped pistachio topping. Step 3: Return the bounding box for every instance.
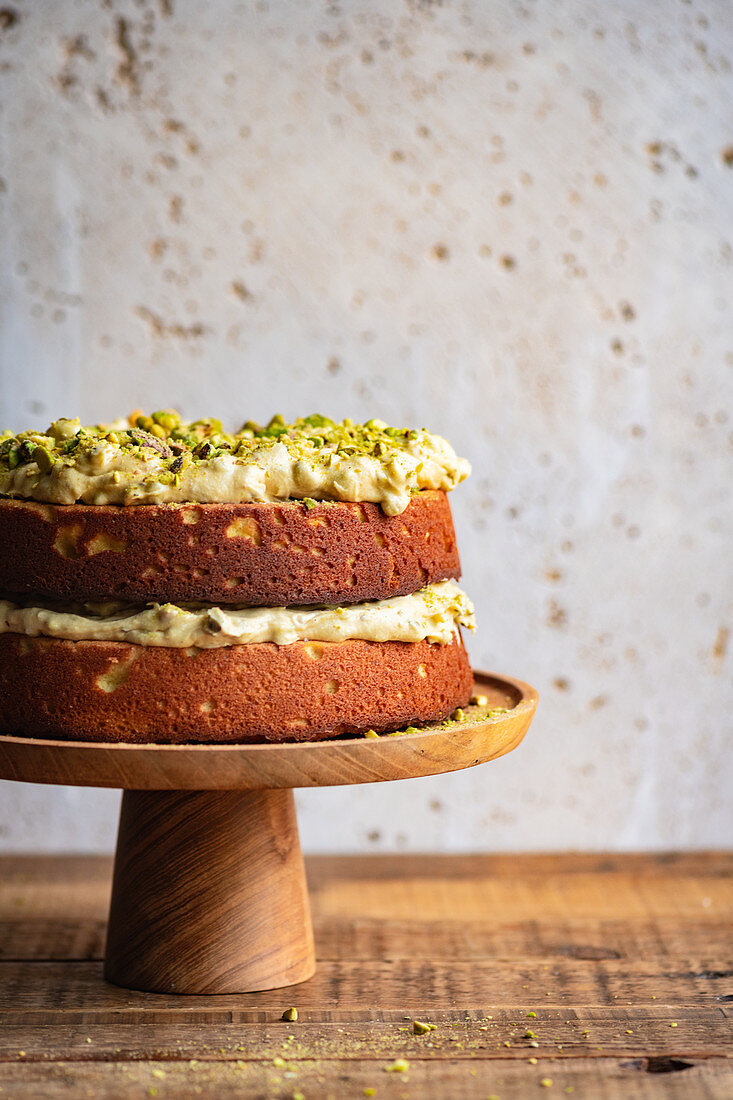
[0,411,470,515]
[382,697,508,738]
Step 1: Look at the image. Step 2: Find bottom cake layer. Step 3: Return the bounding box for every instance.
[0,632,473,743]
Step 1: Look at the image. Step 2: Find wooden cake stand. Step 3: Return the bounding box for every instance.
[0,669,537,996]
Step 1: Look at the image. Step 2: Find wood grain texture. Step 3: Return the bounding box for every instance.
[104,789,315,995]
[1,1057,731,1100]
[1,1007,730,1059]
[4,955,731,1012]
[0,670,536,789]
[0,853,731,1098]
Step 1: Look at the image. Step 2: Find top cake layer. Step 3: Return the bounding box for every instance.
[0,411,470,517]
[0,492,460,607]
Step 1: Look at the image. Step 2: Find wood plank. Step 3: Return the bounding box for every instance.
[307,868,733,922]
[3,917,732,964]
[2,853,731,922]
[304,851,733,882]
[0,918,106,961]
[1,958,731,1018]
[2,851,731,891]
[0,1055,731,1099]
[0,1006,730,1062]
[312,918,733,962]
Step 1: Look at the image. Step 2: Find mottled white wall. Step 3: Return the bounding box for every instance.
[1,0,731,852]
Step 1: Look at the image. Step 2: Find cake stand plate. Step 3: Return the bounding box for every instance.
[0,670,537,995]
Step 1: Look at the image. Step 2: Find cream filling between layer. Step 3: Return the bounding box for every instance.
[0,581,475,649]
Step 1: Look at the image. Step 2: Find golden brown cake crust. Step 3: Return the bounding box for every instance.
[0,491,460,607]
[0,633,473,744]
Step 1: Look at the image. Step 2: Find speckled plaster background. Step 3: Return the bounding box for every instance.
[0,0,731,852]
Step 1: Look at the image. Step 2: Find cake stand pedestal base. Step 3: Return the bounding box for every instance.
[103,788,316,994]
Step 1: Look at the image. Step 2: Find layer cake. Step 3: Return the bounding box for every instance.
[0,411,475,742]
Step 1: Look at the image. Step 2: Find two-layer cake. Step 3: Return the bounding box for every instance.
[0,412,476,743]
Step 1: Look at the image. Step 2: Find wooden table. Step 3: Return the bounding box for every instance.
[0,852,730,1098]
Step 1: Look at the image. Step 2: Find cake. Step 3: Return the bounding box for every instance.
[0,411,476,743]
